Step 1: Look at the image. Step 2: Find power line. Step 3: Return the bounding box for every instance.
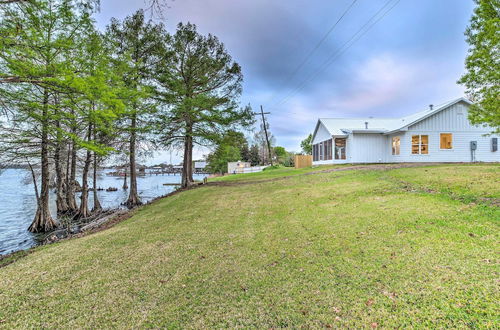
[272,0,402,108]
[267,0,358,105]
[275,0,400,107]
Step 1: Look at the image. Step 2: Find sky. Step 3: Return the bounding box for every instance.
[94,0,475,165]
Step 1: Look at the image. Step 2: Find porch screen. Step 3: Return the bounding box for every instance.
[313,140,332,161]
[323,139,333,160]
[335,138,346,160]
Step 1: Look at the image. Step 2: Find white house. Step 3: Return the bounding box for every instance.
[311,98,499,164]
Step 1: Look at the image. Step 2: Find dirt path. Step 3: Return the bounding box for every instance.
[305,162,446,175]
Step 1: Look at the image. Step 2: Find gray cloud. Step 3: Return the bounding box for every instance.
[95,0,474,163]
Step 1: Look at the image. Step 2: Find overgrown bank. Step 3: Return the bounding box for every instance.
[0,164,498,328]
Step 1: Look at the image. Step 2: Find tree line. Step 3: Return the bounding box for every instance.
[206,127,312,174]
[0,0,253,232]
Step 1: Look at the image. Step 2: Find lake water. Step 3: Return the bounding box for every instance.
[0,168,206,255]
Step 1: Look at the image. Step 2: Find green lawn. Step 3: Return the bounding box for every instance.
[210,164,350,182]
[0,164,498,328]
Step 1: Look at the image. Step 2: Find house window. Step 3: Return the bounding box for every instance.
[392,136,400,155]
[440,133,453,149]
[412,135,428,154]
[313,144,318,161]
[335,138,346,160]
[319,142,323,160]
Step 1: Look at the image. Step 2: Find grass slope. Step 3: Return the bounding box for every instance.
[0,164,498,328]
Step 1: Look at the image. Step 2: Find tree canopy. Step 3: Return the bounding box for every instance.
[154,23,254,187]
[300,134,313,155]
[0,1,255,233]
[459,0,500,133]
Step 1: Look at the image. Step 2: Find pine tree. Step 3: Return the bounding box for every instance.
[154,23,253,188]
[0,0,122,229]
[0,0,99,231]
[106,10,166,207]
[72,31,124,219]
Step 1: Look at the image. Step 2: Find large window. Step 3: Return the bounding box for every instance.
[392,136,400,155]
[440,133,453,149]
[412,135,428,154]
[335,138,346,160]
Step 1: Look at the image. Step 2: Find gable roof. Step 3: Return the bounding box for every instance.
[312,97,472,140]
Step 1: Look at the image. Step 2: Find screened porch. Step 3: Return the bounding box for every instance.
[312,137,347,162]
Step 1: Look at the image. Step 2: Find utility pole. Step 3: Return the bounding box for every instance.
[254,105,273,166]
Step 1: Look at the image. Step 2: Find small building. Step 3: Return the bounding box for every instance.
[311,98,499,164]
[194,161,207,169]
[227,161,251,174]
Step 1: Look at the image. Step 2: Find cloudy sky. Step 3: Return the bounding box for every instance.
[95,0,474,164]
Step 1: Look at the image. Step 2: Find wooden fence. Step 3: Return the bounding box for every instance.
[294,155,312,169]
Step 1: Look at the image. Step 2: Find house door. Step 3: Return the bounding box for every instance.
[335,138,346,160]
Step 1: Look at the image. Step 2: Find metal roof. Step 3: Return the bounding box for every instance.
[314,97,472,138]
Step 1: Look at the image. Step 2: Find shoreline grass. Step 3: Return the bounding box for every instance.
[0,163,498,328]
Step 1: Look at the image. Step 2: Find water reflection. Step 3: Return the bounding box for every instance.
[0,168,206,255]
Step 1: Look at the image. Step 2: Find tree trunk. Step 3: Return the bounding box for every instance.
[75,124,92,219]
[28,90,57,233]
[65,141,78,214]
[65,141,71,192]
[122,171,128,190]
[181,125,194,188]
[53,95,68,215]
[92,150,102,213]
[125,115,141,207]
[54,125,68,215]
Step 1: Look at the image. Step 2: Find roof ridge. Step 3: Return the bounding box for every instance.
[319,117,397,120]
[319,97,470,121]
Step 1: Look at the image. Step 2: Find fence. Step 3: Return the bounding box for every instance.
[232,165,269,174]
[294,155,312,169]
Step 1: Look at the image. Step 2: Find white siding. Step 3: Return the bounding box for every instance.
[390,131,499,162]
[409,102,487,132]
[312,101,499,164]
[351,133,389,163]
[401,102,499,162]
[312,121,332,144]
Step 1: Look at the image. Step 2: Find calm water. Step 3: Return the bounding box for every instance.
[0,168,206,255]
